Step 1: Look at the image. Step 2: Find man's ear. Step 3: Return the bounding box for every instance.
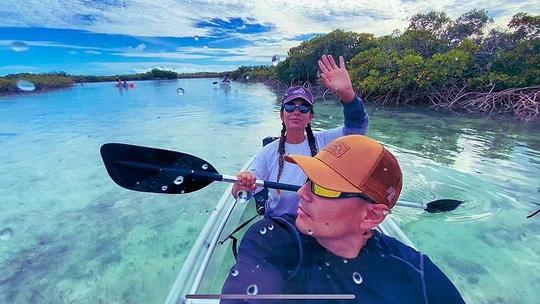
[360,204,390,229]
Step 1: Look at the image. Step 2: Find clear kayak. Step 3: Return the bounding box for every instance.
[165,157,414,304]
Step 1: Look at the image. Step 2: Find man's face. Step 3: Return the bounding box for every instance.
[280,99,313,132]
[295,181,369,239]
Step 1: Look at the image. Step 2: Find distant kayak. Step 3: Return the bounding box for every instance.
[115,82,135,89]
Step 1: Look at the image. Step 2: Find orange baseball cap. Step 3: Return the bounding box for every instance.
[284,135,402,208]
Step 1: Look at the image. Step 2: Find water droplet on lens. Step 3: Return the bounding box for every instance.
[259,227,267,235]
[352,272,363,284]
[268,224,274,231]
[173,176,184,185]
[0,228,13,240]
[16,80,36,92]
[247,284,258,295]
[231,269,239,276]
[177,88,185,95]
[271,55,280,66]
[161,185,168,191]
[11,41,29,52]
[307,229,313,235]
[201,164,208,170]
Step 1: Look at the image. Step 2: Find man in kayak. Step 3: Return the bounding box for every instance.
[232,54,369,217]
[222,135,465,303]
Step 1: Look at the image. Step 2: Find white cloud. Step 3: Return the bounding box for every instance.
[125,43,147,52]
[114,51,212,59]
[86,61,237,74]
[2,0,538,39]
[2,0,538,74]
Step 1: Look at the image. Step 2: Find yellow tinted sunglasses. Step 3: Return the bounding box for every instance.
[307,179,374,202]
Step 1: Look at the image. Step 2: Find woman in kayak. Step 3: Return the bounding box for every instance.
[232,54,369,217]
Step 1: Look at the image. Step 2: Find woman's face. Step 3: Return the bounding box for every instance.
[280,99,313,132]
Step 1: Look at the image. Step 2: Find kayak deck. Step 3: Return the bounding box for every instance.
[165,158,414,304]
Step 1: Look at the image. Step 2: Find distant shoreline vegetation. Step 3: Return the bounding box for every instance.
[2,10,538,120]
[0,69,228,96]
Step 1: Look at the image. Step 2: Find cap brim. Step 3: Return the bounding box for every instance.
[284,154,361,193]
[283,94,313,105]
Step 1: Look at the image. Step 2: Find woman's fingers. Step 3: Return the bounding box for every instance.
[321,55,333,71]
[339,56,345,69]
[328,55,338,69]
[318,59,330,73]
[236,171,257,189]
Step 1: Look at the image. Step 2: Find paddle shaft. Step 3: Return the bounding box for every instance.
[223,175,429,210]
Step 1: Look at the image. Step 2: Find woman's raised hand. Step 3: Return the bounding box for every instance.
[318,54,356,102]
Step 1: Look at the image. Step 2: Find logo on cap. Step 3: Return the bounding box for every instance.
[323,141,349,158]
[291,88,305,95]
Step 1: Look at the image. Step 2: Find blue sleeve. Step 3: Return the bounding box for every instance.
[423,255,465,304]
[342,96,369,135]
[221,217,299,304]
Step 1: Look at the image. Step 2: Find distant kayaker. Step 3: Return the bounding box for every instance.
[222,135,465,303]
[231,54,369,217]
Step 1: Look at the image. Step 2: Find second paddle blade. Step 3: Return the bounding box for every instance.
[100,143,217,194]
[425,199,464,213]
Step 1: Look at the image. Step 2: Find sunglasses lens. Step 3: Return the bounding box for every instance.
[312,182,341,198]
[284,103,296,113]
[299,104,310,114]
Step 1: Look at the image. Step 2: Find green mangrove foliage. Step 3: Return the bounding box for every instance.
[257,10,539,119]
[0,72,75,94]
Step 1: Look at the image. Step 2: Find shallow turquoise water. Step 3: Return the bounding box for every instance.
[1,79,539,303]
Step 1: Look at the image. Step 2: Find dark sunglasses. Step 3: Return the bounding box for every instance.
[283,102,311,114]
[306,179,375,203]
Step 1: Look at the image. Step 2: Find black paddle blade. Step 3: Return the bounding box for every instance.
[100,143,219,194]
[425,199,464,213]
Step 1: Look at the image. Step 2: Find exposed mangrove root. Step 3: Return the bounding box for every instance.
[430,85,540,121]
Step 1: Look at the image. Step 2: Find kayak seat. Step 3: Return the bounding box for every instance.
[253,136,280,215]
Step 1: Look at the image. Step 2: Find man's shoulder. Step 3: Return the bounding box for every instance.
[373,230,424,271]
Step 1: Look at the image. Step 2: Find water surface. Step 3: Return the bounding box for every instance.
[1,79,539,303]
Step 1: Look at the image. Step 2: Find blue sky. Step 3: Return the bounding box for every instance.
[0,0,538,76]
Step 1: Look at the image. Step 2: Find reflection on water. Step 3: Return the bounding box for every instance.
[0,81,539,303]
